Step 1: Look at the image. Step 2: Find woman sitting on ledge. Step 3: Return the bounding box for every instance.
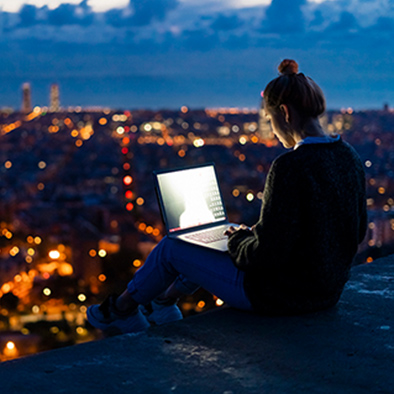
[87,59,367,336]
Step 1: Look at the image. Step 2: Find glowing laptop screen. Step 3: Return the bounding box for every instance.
[156,165,226,232]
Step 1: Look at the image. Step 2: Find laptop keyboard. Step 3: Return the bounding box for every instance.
[184,227,227,244]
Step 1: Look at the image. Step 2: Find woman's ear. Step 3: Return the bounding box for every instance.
[279,104,290,123]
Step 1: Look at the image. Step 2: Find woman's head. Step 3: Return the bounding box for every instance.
[263,59,326,148]
[264,59,326,118]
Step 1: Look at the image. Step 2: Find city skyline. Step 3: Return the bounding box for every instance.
[0,0,393,110]
[0,105,393,360]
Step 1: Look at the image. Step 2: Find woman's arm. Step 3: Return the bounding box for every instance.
[226,155,302,271]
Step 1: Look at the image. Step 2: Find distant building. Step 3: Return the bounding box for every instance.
[257,92,273,141]
[50,84,60,112]
[383,103,389,112]
[21,83,32,113]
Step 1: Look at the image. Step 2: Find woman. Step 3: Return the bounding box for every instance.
[87,59,367,335]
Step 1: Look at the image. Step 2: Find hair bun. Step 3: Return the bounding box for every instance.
[278,59,299,75]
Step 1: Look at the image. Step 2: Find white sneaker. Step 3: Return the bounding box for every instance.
[140,300,183,325]
[87,294,150,336]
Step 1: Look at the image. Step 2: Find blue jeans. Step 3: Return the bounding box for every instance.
[127,236,253,311]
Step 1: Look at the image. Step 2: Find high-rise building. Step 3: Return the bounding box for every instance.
[50,84,60,112]
[258,91,274,141]
[21,83,32,113]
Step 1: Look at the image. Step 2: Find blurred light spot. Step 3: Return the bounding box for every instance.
[76,327,85,335]
[43,288,51,296]
[9,246,20,256]
[98,274,107,282]
[232,189,240,197]
[123,175,133,185]
[133,259,142,268]
[49,250,60,259]
[78,293,87,302]
[50,326,60,334]
[197,301,205,308]
[193,138,205,148]
[246,193,254,202]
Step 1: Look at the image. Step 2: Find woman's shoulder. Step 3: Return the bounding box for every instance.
[271,138,361,174]
[271,148,305,169]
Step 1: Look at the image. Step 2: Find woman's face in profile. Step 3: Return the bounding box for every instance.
[264,106,296,149]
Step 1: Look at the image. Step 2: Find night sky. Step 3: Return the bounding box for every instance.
[0,0,393,110]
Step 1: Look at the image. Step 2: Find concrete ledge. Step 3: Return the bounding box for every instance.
[1,255,393,393]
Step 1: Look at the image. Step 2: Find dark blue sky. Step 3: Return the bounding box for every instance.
[0,0,393,110]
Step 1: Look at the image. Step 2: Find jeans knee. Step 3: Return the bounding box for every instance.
[156,236,178,255]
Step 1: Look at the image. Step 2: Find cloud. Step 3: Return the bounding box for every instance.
[133,0,179,25]
[18,5,38,27]
[105,0,179,27]
[182,29,219,51]
[0,0,393,54]
[47,1,94,26]
[11,1,95,28]
[210,14,243,31]
[263,0,307,33]
[369,16,394,32]
[325,11,359,32]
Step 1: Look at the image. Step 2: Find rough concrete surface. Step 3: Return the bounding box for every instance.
[0,254,393,394]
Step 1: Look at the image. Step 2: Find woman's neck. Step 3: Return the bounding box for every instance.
[293,117,326,143]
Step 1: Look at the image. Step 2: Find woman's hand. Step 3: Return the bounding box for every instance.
[224,224,251,236]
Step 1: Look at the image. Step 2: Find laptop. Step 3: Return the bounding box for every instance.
[153,163,238,252]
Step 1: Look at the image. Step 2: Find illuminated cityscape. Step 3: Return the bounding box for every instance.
[0,84,393,361]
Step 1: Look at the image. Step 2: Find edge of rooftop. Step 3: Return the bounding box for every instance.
[0,254,393,394]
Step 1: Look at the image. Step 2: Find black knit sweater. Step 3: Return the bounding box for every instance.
[227,138,367,315]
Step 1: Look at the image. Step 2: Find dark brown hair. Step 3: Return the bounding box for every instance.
[264,59,326,118]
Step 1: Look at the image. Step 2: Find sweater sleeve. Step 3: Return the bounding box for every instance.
[227,155,302,271]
